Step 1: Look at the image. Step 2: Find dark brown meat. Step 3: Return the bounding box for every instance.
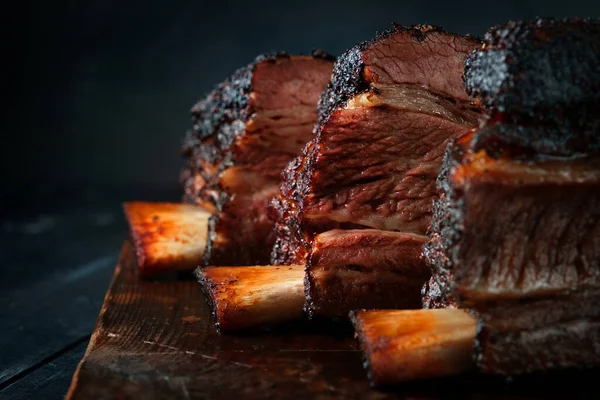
[305,229,429,318]
[181,52,334,266]
[425,132,600,373]
[425,18,600,375]
[426,131,600,301]
[476,290,600,374]
[269,25,482,318]
[271,25,481,267]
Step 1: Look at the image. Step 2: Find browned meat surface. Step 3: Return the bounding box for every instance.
[181,53,334,265]
[268,25,481,318]
[477,290,600,374]
[427,131,600,301]
[271,26,481,267]
[305,229,429,318]
[426,133,600,374]
[425,18,600,375]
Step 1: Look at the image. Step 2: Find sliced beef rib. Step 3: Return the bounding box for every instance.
[182,52,334,266]
[424,18,600,374]
[270,25,482,317]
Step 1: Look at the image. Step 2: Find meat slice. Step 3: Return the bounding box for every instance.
[181,52,334,266]
[271,25,481,267]
[426,131,600,374]
[424,18,600,375]
[269,25,482,317]
[306,229,429,318]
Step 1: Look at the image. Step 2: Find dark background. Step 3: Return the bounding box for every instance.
[1,1,600,399]
[4,0,600,188]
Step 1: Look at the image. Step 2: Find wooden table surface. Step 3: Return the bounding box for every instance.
[0,184,179,399]
[1,184,598,399]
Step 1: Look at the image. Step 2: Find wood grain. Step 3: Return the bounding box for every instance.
[65,242,600,399]
[2,343,88,400]
[0,201,122,387]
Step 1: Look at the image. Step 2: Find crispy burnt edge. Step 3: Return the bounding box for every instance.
[271,24,480,265]
[194,266,223,332]
[424,131,600,370]
[317,23,478,127]
[464,17,600,114]
[184,50,335,165]
[182,50,335,266]
[269,155,313,266]
[464,17,600,157]
[422,133,469,309]
[348,310,377,386]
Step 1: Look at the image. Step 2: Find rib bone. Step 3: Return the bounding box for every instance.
[350,309,476,386]
[123,202,212,277]
[197,265,305,332]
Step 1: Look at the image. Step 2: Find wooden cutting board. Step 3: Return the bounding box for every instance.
[65,241,598,399]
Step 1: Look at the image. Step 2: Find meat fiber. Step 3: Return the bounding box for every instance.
[181,52,334,266]
[306,229,429,318]
[424,18,600,374]
[270,25,482,317]
[427,132,600,374]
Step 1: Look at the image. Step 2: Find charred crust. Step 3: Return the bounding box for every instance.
[303,262,315,319]
[464,17,600,112]
[391,23,451,41]
[202,214,219,266]
[195,267,221,331]
[181,53,277,210]
[283,25,481,272]
[423,138,466,306]
[421,277,454,309]
[464,17,600,157]
[183,51,335,266]
[188,50,336,155]
[381,23,460,43]
[270,153,314,266]
[317,45,368,127]
[182,49,335,176]
[187,52,290,156]
[472,316,487,370]
[470,120,600,159]
[317,23,468,127]
[348,310,377,387]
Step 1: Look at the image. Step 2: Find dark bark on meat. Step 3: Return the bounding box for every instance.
[268,24,482,321]
[426,134,600,304]
[425,18,600,375]
[319,24,480,127]
[182,52,334,266]
[425,136,600,373]
[464,18,600,157]
[271,25,482,268]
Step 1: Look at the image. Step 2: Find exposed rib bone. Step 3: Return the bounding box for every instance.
[123,202,212,277]
[350,309,476,386]
[197,265,305,332]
